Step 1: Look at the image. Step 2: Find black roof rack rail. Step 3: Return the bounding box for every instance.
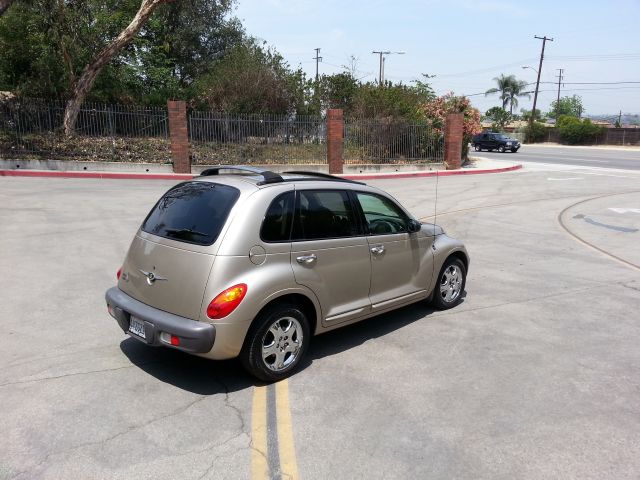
[199,166,283,185]
[282,170,365,185]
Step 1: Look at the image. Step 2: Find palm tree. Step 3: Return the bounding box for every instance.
[485,74,530,115]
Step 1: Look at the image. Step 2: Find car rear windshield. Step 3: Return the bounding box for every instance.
[141,181,240,246]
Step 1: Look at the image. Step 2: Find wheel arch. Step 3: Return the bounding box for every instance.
[249,292,319,338]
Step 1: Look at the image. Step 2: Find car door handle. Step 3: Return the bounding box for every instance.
[296,254,317,265]
[370,245,385,255]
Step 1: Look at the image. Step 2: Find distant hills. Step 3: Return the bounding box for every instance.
[588,113,640,126]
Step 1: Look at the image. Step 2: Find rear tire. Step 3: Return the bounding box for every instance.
[431,257,466,310]
[498,145,506,153]
[474,145,481,152]
[240,303,310,382]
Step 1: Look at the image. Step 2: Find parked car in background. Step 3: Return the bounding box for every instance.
[105,167,469,381]
[472,132,521,152]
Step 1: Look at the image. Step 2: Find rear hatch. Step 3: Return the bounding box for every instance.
[118,181,240,320]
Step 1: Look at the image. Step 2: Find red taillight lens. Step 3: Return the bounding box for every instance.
[117,267,122,280]
[207,284,247,319]
[170,335,180,346]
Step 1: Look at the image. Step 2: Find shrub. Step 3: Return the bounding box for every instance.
[556,115,605,145]
[523,121,547,143]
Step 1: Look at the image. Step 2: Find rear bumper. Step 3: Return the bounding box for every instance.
[105,287,215,354]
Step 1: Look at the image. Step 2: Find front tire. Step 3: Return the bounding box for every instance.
[431,257,466,310]
[240,303,310,382]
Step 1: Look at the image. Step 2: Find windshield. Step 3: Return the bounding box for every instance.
[141,181,240,246]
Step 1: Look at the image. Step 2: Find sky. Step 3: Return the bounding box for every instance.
[234,0,640,118]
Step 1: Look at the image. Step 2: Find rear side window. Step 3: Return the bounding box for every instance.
[292,190,360,240]
[261,192,295,242]
[142,181,240,246]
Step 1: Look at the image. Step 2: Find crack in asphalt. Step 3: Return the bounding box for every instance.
[0,364,138,388]
[10,376,252,480]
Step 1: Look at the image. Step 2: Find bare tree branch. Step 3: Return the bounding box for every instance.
[0,0,14,16]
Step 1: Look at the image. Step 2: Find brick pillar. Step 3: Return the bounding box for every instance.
[326,109,344,174]
[167,100,191,174]
[444,113,464,170]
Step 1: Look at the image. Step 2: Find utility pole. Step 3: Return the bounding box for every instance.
[529,35,553,139]
[372,50,405,86]
[372,51,387,86]
[618,110,622,126]
[555,68,564,120]
[313,48,322,82]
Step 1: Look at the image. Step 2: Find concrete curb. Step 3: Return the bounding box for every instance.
[0,164,522,181]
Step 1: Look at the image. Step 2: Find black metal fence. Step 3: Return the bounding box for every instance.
[1,97,449,165]
[188,111,326,165]
[344,119,444,164]
[0,98,170,162]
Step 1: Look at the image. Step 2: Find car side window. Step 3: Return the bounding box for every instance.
[355,192,408,235]
[261,191,294,242]
[292,190,359,240]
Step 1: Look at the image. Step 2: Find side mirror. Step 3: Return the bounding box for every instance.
[407,219,422,233]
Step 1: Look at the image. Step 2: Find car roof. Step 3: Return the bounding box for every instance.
[195,166,367,189]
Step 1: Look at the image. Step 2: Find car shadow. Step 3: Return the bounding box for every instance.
[120,295,465,391]
[120,338,255,394]
[302,301,439,366]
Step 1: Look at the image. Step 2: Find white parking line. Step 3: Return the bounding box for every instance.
[609,208,640,214]
[547,177,583,181]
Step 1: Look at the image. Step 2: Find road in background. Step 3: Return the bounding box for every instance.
[478,144,640,170]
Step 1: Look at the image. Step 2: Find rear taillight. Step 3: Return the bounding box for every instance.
[116,267,122,280]
[207,284,247,319]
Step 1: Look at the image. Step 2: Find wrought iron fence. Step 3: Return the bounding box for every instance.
[188,111,326,165]
[0,98,170,162]
[344,119,444,164]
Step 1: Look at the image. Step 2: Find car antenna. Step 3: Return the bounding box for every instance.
[434,170,439,227]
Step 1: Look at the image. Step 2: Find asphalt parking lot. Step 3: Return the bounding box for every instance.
[1,161,640,479]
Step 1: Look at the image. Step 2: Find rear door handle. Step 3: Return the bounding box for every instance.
[370,245,385,255]
[296,254,317,265]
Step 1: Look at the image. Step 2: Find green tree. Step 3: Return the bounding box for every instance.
[520,108,544,122]
[193,40,308,114]
[483,107,512,131]
[0,0,241,105]
[485,74,529,115]
[547,95,584,119]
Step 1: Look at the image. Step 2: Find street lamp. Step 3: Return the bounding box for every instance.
[372,51,405,85]
[522,65,538,74]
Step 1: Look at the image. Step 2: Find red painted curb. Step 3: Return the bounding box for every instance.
[340,164,522,180]
[0,164,521,181]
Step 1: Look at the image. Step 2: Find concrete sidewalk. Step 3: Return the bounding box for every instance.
[0,156,521,181]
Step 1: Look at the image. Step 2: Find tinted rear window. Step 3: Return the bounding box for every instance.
[142,181,240,246]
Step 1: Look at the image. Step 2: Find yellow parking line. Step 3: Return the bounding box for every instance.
[251,385,269,480]
[275,380,300,480]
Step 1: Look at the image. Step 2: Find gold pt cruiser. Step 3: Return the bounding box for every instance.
[106,167,469,381]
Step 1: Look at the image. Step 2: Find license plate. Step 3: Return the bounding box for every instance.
[129,317,146,339]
